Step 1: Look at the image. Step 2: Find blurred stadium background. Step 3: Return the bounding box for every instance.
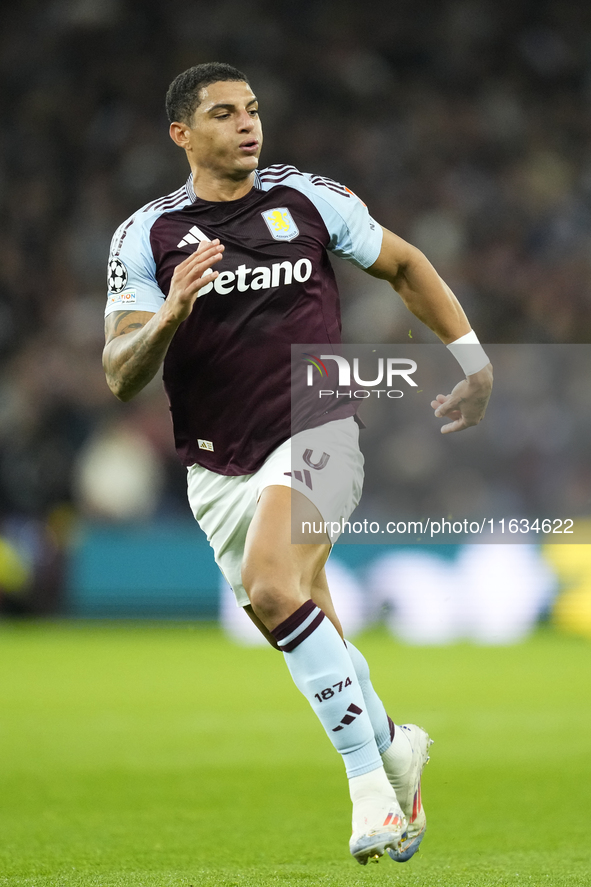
[1,0,591,641]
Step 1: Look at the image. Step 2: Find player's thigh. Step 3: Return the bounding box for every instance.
[241,484,330,606]
[187,464,254,607]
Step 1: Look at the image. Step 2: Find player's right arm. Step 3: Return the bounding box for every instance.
[103,239,224,401]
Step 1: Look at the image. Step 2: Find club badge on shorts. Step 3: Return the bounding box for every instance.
[261,208,299,241]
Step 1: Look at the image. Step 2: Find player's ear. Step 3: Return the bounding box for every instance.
[169,122,191,149]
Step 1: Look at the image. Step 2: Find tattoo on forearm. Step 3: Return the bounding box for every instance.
[105,332,159,383]
[103,311,177,399]
[120,322,144,335]
[113,311,136,333]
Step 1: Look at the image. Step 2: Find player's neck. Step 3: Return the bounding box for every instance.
[190,168,255,202]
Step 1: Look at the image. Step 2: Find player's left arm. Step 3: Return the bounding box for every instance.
[366,227,493,433]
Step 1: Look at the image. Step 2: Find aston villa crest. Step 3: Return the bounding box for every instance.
[261,207,300,241]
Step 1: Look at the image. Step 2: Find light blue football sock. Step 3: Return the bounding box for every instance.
[346,640,393,754]
[272,601,382,777]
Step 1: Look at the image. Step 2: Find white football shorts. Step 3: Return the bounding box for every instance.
[186,416,364,607]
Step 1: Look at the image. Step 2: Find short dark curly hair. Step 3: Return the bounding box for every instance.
[165,62,250,124]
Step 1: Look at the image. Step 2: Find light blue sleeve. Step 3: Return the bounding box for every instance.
[105,211,166,317]
[273,172,383,269]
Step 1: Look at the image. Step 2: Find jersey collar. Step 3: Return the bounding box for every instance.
[185,174,197,203]
[185,170,263,203]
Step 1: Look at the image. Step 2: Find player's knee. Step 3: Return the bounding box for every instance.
[245,577,307,628]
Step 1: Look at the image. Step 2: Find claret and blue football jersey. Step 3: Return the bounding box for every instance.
[105,165,383,475]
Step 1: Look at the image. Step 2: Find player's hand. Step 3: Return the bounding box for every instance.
[165,239,224,323]
[431,363,493,434]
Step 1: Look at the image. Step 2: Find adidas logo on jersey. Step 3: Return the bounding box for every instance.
[177,225,210,248]
[198,258,313,297]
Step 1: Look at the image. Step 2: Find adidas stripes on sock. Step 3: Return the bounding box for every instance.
[272,601,382,778]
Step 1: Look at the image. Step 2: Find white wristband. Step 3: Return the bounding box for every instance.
[446,330,490,376]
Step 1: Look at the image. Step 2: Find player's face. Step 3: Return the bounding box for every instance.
[186,81,263,179]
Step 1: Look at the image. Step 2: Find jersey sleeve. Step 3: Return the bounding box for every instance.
[105,214,165,317]
[300,174,383,269]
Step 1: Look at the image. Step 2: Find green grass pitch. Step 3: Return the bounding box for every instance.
[0,621,589,887]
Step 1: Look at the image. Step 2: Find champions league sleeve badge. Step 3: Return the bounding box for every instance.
[261,208,300,241]
[107,257,129,293]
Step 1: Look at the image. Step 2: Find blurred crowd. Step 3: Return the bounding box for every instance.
[1,0,591,612]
